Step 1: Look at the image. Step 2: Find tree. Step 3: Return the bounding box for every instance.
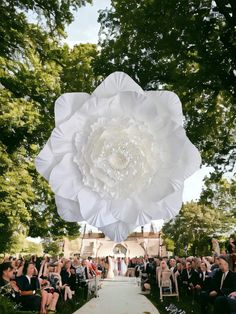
[0,1,97,251]
[43,240,61,256]
[0,0,92,59]
[162,202,235,256]
[94,0,236,173]
[60,44,98,93]
[200,174,236,216]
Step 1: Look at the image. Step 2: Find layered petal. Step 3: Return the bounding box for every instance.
[55,195,83,222]
[35,139,62,180]
[50,112,88,155]
[55,92,90,127]
[146,91,183,126]
[49,153,83,201]
[92,72,144,98]
[79,196,117,227]
[99,221,136,243]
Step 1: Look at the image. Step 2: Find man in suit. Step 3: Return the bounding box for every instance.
[200,255,236,314]
[181,261,198,294]
[195,262,212,292]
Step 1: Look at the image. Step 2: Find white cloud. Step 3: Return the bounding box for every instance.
[64,0,111,46]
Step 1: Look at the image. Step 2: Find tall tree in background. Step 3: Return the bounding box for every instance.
[200,174,236,216]
[162,202,235,255]
[94,0,236,175]
[0,0,97,252]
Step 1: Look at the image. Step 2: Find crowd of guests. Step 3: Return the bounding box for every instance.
[152,254,236,314]
[0,237,235,314]
[123,236,236,314]
[0,254,101,313]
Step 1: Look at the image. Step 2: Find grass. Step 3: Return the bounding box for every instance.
[145,280,203,314]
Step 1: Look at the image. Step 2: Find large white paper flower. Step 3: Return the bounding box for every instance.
[35,72,201,242]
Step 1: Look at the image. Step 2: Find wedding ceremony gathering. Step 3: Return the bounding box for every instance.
[0,0,235,314]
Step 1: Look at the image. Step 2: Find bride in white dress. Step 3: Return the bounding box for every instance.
[106,256,114,279]
[120,257,127,276]
[113,258,118,276]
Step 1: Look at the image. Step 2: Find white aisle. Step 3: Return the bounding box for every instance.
[73,277,160,314]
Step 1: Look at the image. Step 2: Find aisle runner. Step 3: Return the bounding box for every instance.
[74,277,159,314]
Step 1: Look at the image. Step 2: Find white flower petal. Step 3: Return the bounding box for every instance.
[49,153,82,201]
[92,72,144,98]
[110,198,140,224]
[179,139,202,179]
[135,210,153,226]
[79,196,117,228]
[146,91,183,126]
[142,174,176,203]
[35,139,62,180]
[156,125,187,165]
[55,92,90,127]
[109,92,157,122]
[162,187,184,220]
[143,187,184,221]
[55,195,83,222]
[157,138,202,181]
[50,112,88,154]
[99,221,136,242]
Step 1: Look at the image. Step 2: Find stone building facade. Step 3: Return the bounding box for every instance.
[63,227,166,258]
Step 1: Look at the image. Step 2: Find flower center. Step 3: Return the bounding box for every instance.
[108,152,129,170]
[74,117,158,199]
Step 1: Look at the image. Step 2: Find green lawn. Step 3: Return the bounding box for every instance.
[145,281,204,314]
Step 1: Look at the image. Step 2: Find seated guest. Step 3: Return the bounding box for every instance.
[60,260,76,301]
[75,259,87,283]
[169,258,177,273]
[0,262,20,305]
[81,259,95,279]
[16,261,48,314]
[38,255,50,279]
[43,263,62,312]
[214,290,236,314]
[181,261,198,294]
[210,256,220,274]
[15,258,24,277]
[200,255,236,314]
[195,262,212,294]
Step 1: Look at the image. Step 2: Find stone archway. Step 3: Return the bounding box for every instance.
[113,243,127,255]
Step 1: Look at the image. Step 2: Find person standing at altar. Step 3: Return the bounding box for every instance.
[117,257,121,276]
[107,256,114,279]
[120,258,128,276]
[113,257,118,276]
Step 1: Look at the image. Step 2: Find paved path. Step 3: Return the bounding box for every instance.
[74,277,160,314]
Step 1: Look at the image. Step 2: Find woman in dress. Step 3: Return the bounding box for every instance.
[113,257,118,276]
[106,256,114,279]
[120,258,127,276]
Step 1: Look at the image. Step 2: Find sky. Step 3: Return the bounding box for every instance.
[65,0,111,46]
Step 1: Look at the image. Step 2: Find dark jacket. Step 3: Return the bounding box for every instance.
[211,270,236,296]
[197,271,212,291]
[181,268,198,286]
[16,275,40,291]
